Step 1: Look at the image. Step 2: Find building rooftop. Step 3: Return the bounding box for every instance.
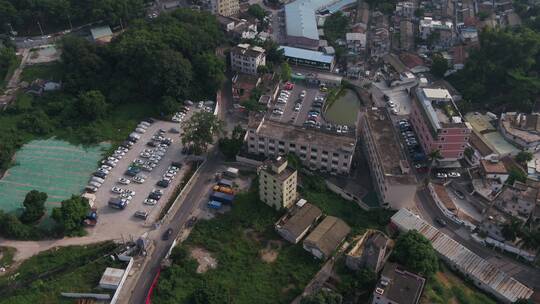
[99,267,125,289]
[279,46,335,64]
[391,209,534,303]
[364,108,416,185]
[470,130,496,157]
[231,43,266,58]
[276,202,322,239]
[501,113,540,144]
[90,26,112,41]
[415,86,465,133]
[432,183,457,212]
[375,263,425,304]
[252,116,356,153]
[465,112,496,134]
[483,132,520,156]
[304,216,350,257]
[480,159,508,175]
[285,0,355,41]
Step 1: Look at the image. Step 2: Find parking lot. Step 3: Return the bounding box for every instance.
[267,80,355,136]
[89,110,196,238]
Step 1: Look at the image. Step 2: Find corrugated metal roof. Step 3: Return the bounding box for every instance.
[90,26,112,40]
[279,46,335,64]
[391,209,534,303]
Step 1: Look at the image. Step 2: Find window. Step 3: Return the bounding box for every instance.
[269,139,275,143]
[438,145,443,149]
[464,137,469,141]
[249,144,255,148]
[440,137,445,141]
[333,152,339,157]
[322,150,328,155]
[311,147,317,153]
[290,143,296,148]
[300,145,307,151]
[311,155,317,160]
[278,140,285,145]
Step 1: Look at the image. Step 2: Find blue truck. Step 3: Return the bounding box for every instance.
[209,191,234,204]
[207,200,223,210]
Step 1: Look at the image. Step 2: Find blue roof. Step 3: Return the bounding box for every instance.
[279,46,335,64]
[285,0,357,40]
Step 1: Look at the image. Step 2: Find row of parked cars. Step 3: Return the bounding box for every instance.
[171,105,190,123]
[397,119,428,172]
[303,94,324,127]
[272,89,292,116]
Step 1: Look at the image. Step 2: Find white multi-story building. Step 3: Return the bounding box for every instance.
[419,17,453,40]
[211,0,239,17]
[258,157,298,210]
[230,44,266,75]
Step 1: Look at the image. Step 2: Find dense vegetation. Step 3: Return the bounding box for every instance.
[391,230,439,277]
[323,12,349,59]
[0,242,121,303]
[0,44,17,88]
[449,26,540,112]
[0,9,224,171]
[218,125,246,160]
[0,0,147,35]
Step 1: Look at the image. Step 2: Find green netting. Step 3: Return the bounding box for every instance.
[0,139,110,214]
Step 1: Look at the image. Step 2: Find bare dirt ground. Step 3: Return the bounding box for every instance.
[259,239,283,263]
[190,246,217,273]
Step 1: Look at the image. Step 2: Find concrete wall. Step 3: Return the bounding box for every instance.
[325,180,373,210]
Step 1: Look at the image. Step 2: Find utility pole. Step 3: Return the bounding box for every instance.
[37,21,44,36]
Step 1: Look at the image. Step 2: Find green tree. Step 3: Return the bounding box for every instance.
[52,195,90,236]
[507,167,527,185]
[431,54,449,78]
[501,217,522,242]
[392,230,438,277]
[17,110,53,135]
[159,96,181,115]
[192,281,229,304]
[427,149,443,178]
[280,62,292,82]
[193,52,225,96]
[181,111,223,154]
[78,90,108,121]
[515,151,533,164]
[301,289,343,304]
[464,147,474,159]
[19,190,47,224]
[218,125,245,160]
[247,4,267,20]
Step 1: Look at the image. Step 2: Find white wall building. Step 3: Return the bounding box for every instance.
[230,44,266,75]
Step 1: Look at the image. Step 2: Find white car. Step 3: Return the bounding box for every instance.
[390,108,399,115]
[140,152,151,158]
[101,165,113,171]
[111,187,124,194]
[448,172,461,178]
[118,178,131,185]
[300,90,306,98]
[144,198,157,205]
[436,172,447,179]
[133,176,146,184]
[294,104,301,111]
[107,157,119,163]
[135,128,146,134]
[120,193,133,200]
[124,190,136,196]
[98,168,110,174]
[387,101,396,108]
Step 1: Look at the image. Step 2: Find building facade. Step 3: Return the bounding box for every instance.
[361,108,416,209]
[247,116,356,175]
[230,44,266,75]
[410,87,471,160]
[211,0,239,17]
[258,157,298,210]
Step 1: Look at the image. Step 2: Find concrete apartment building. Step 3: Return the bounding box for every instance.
[361,108,416,209]
[372,263,425,304]
[211,0,239,17]
[258,157,298,210]
[410,87,471,160]
[230,44,266,75]
[247,116,357,175]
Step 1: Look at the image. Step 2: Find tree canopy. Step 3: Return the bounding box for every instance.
[431,53,448,78]
[181,111,223,154]
[300,289,343,304]
[19,190,47,224]
[449,27,540,112]
[52,195,90,236]
[391,230,438,277]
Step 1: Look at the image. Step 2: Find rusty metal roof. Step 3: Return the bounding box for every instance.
[391,209,534,303]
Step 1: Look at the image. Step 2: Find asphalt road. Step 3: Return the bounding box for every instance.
[415,188,540,290]
[127,151,223,303]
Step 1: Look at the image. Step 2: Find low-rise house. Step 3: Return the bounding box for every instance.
[275,200,322,243]
[26,79,61,96]
[392,209,534,303]
[90,26,113,44]
[371,263,425,304]
[303,216,350,259]
[346,230,390,273]
[499,112,540,152]
[345,32,366,53]
[231,74,260,103]
[480,159,509,185]
[494,181,538,222]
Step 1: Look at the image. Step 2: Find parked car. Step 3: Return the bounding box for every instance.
[435,217,447,227]
[118,178,131,185]
[436,172,447,179]
[453,189,465,200]
[111,187,124,194]
[144,198,157,205]
[162,228,173,240]
[134,210,148,220]
[93,171,107,178]
[448,172,461,178]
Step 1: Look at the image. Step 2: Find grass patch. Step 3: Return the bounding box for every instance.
[0,247,16,267]
[422,264,497,304]
[20,63,63,82]
[0,242,121,303]
[153,188,321,304]
[0,55,21,90]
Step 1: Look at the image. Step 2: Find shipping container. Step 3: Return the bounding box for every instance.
[224,167,239,178]
[213,185,234,194]
[207,200,223,209]
[218,178,233,188]
[209,191,234,204]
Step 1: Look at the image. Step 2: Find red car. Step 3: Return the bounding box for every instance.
[284,82,294,90]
